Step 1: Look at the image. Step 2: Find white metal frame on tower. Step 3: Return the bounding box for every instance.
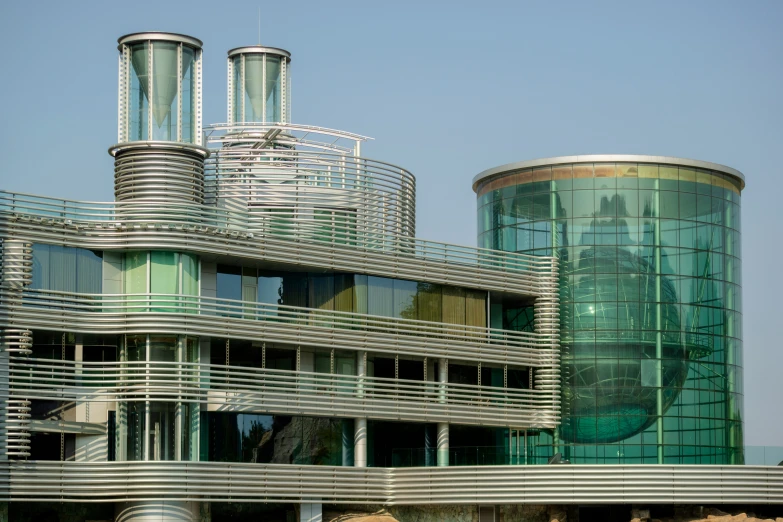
[280,56,287,123]
[195,47,203,146]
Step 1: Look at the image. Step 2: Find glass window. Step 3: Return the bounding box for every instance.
[129,43,149,141]
[217,265,241,301]
[265,56,282,122]
[243,54,265,122]
[181,46,195,142]
[31,243,102,293]
[232,55,242,122]
[150,42,179,141]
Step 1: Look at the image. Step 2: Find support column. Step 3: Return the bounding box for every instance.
[299,503,322,522]
[354,418,367,467]
[115,501,199,522]
[437,358,449,466]
[436,422,449,467]
[354,350,367,467]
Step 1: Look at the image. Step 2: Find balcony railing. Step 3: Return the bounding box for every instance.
[3,461,782,504]
[0,190,557,282]
[8,357,559,428]
[7,289,559,367]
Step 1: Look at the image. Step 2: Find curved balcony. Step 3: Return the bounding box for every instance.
[8,357,559,428]
[4,289,558,368]
[204,125,416,240]
[0,190,558,297]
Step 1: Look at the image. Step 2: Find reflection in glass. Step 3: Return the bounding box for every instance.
[476,162,743,463]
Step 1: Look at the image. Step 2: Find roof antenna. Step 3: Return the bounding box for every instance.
[258,7,261,45]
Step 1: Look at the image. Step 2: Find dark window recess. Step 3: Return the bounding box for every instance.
[479,506,496,522]
[29,432,75,461]
[108,411,116,461]
[204,412,348,466]
[508,368,530,389]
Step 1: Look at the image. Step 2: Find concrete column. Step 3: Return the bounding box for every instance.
[354,417,367,467]
[300,502,322,522]
[354,350,367,467]
[437,422,449,467]
[437,358,449,466]
[115,501,199,522]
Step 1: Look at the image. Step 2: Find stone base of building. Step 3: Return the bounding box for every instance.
[5,502,783,522]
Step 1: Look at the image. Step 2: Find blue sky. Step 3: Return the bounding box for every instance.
[1,0,781,445]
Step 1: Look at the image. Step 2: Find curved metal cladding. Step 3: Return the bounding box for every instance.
[204,123,417,241]
[474,155,744,464]
[110,142,209,204]
[113,33,208,207]
[2,461,783,505]
[0,240,33,459]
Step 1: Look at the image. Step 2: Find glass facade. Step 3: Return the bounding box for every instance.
[127,40,197,143]
[231,52,287,124]
[124,251,200,312]
[476,161,743,464]
[31,243,102,293]
[216,266,488,327]
[203,413,351,465]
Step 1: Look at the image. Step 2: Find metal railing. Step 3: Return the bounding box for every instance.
[205,147,417,240]
[0,190,558,296]
[1,461,782,504]
[7,357,559,428]
[5,289,559,367]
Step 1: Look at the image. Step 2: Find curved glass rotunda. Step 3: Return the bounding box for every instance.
[474,156,745,464]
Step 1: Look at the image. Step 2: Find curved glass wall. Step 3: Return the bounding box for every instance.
[229,50,289,124]
[476,162,743,464]
[124,251,199,312]
[123,39,199,143]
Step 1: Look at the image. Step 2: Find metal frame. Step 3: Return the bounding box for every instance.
[472,154,746,190]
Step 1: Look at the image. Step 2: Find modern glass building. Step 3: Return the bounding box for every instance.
[0,30,777,522]
[474,156,744,465]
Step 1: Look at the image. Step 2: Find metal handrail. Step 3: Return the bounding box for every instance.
[3,461,782,504]
[14,288,543,345]
[8,358,559,428]
[3,295,558,368]
[0,190,557,277]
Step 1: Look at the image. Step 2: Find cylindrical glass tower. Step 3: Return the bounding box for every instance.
[111,32,209,205]
[474,155,744,464]
[227,46,291,124]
